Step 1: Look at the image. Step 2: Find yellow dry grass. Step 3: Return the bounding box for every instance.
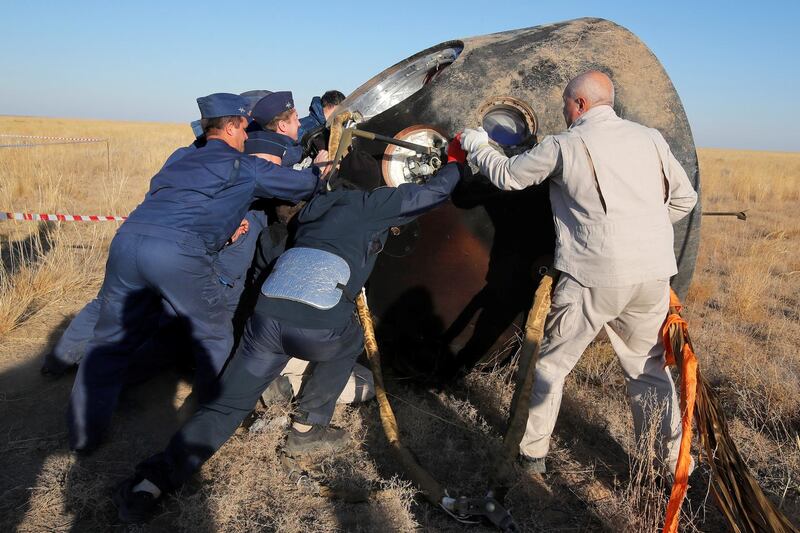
[0,116,192,342]
[0,117,798,532]
[700,148,800,205]
[690,148,800,424]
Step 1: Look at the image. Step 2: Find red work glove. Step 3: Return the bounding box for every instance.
[447,133,467,164]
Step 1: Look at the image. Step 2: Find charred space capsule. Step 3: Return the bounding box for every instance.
[335,18,701,376]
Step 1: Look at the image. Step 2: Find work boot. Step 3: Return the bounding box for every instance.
[284,425,350,455]
[112,477,162,524]
[69,432,101,456]
[260,375,293,405]
[656,455,698,492]
[519,455,547,475]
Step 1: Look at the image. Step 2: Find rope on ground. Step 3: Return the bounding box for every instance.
[661,289,699,533]
[356,288,446,505]
[489,267,556,498]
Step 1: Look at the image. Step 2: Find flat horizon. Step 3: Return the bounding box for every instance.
[2,114,798,155]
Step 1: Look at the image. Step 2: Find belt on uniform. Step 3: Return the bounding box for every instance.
[117,221,209,252]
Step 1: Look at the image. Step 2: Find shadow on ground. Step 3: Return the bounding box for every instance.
[0,222,56,276]
[0,316,215,532]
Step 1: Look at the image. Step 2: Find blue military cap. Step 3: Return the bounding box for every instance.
[252,91,295,127]
[196,93,251,120]
[240,90,273,113]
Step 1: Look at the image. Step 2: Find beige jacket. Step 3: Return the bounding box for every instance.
[470,105,698,287]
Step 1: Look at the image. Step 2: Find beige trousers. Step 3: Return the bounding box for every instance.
[282,359,375,404]
[520,273,684,473]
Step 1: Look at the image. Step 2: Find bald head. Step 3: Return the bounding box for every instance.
[562,70,615,126]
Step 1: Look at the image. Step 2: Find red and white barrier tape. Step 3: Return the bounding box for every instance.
[0,134,108,149]
[0,134,106,143]
[1,212,126,222]
[0,141,107,148]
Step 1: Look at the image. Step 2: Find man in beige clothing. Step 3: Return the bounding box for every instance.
[460,71,698,474]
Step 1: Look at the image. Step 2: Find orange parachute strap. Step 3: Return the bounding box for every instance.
[661,289,698,533]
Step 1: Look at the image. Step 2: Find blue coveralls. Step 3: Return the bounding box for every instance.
[135,162,464,492]
[45,141,210,374]
[67,139,320,451]
[46,209,266,373]
[48,134,301,372]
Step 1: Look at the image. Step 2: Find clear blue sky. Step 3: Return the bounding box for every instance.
[1,0,798,152]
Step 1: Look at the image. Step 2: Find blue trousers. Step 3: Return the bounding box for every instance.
[136,296,364,491]
[48,277,241,373]
[47,298,185,380]
[48,211,265,372]
[67,231,234,450]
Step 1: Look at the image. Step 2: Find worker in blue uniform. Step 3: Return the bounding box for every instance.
[244,90,345,291]
[43,131,251,376]
[191,89,271,147]
[41,210,265,379]
[112,138,469,523]
[238,91,335,321]
[67,93,324,453]
[43,92,308,377]
[247,91,306,167]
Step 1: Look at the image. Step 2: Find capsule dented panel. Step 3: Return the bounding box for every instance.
[338,18,700,372]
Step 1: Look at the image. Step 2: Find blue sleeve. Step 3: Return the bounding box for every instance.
[249,155,321,202]
[214,209,268,286]
[367,162,463,227]
[244,209,268,233]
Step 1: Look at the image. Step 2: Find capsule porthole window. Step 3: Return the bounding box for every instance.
[478,97,538,149]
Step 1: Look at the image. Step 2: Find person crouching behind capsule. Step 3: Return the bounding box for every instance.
[111,136,469,524]
[297,89,346,144]
[243,92,375,407]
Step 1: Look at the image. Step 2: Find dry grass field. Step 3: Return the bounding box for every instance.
[0,115,798,532]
